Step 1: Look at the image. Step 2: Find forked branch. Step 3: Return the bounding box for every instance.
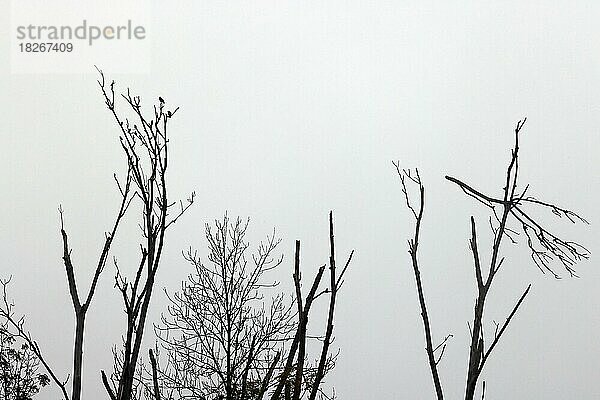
[394,163,446,400]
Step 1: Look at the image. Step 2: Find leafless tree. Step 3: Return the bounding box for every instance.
[5,69,349,400]
[92,68,195,400]
[57,133,133,400]
[393,167,446,399]
[144,215,295,400]
[8,67,193,400]
[127,212,352,400]
[395,118,589,400]
[48,66,140,400]
[268,212,353,400]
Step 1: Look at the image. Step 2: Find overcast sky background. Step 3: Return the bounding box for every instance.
[1,1,599,399]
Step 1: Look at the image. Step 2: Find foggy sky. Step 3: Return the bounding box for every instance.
[1,1,599,399]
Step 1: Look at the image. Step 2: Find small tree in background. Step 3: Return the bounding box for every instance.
[151,215,294,400]
[131,212,353,400]
[0,278,50,400]
[395,119,590,400]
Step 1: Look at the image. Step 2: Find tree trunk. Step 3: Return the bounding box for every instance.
[72,311,86,400]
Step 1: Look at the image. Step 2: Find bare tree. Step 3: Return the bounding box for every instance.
[147,215,295,400]
[395,119,590,400]
[4,69,348,400]
[7,67,193,400]
[392,167,446,399]
[129,212,352,400]
[48,67,140,400]
[57,138,133,400]
[269,212,353,400]
[92,68,195,400]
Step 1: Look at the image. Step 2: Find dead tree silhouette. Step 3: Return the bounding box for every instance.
[3,68,195,400]
[130,212,352,400]
[144,215,295,400]
[268,212,353,400]
[92,68,195,400]
[395,118,589,400]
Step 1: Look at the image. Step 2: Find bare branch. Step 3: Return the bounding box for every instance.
[395,167,445,400]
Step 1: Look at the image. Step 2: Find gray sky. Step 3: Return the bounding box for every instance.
[1,1,599,399]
